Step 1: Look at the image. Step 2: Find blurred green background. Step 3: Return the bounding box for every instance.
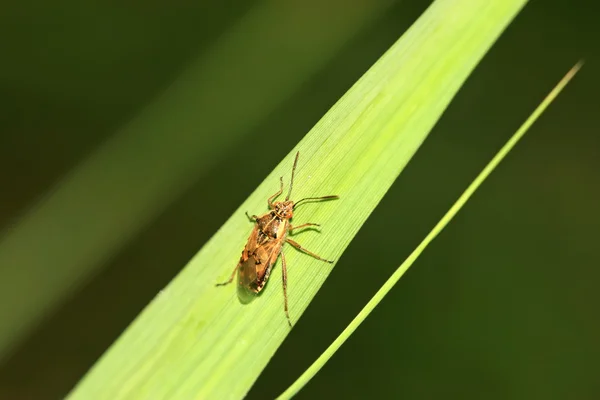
[0,0,597,399]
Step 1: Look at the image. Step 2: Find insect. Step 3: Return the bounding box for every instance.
[216,151,338,326]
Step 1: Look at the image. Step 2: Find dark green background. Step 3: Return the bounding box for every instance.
[1,0,597,399]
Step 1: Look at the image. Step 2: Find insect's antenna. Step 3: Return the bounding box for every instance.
[285,151,300,201]
[294,195,339,209]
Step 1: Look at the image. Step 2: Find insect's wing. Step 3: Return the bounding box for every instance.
[238,256,258,286]
[236,219,284,301]
[237,254,259,303]
[253,239,283,290]
[241,225,261,258]
[236,226,261,303]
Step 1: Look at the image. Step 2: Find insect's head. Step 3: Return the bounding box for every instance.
[273,200,294,219]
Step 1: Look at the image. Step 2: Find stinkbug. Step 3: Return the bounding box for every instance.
[216,151,338,326]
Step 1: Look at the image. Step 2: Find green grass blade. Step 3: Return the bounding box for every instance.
[277,61,583,400]
[67,0,528,398]
[0,0,390,361]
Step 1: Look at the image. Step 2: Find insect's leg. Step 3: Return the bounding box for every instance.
[267,177,284,208]
[285,238,334,263]
[289,223,320,232]
[281,251,292,327]
[215,262,241,286]
[245,211,258,222]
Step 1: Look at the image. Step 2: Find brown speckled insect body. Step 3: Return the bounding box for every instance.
[216,151,338,326]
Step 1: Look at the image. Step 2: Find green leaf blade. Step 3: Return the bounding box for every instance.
[68,0,528,398]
